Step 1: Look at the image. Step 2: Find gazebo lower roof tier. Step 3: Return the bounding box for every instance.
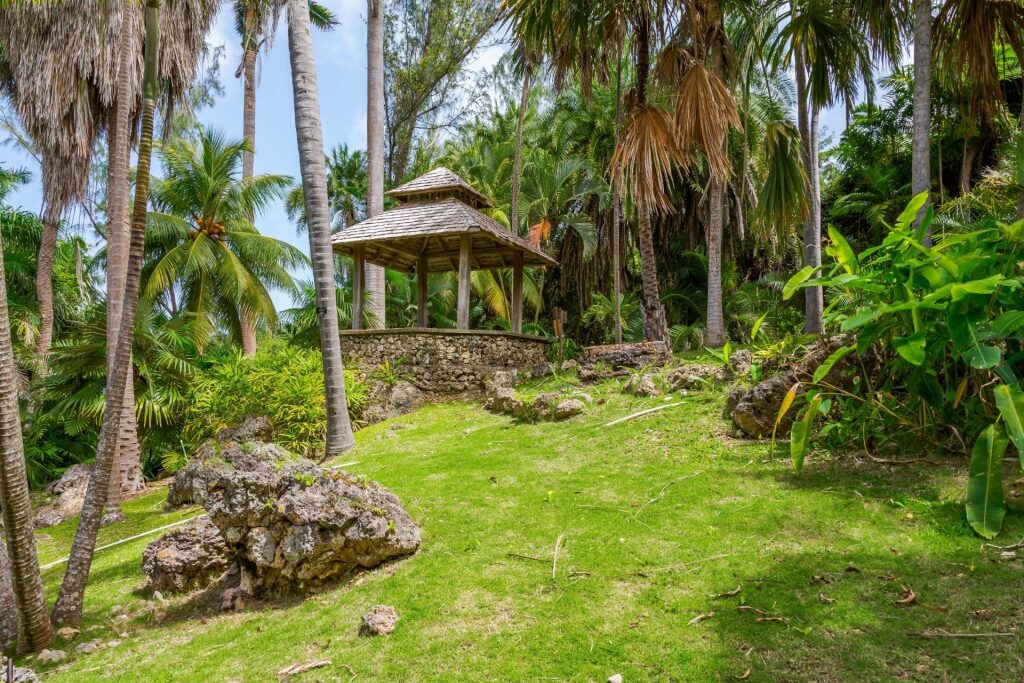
[331,197,557,273]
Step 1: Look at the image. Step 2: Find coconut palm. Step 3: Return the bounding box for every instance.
[143,130,304,349]
[286,0,357,456]
[0,538,16,652]
[285,144,369,233]
[52,0,165,626]
[0,166,52,651]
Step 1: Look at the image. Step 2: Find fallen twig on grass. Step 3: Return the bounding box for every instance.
[552,533,565,580]
[984,537,1024,551]
[627,552,736,577]
[862,453,938,466]
[632,472,703,520]
[712,585,742,599]
[506,552,547,563]
[908,630,1015,639]
[278,659,331,680]
[604,402,686,427]
[688,612,714,625]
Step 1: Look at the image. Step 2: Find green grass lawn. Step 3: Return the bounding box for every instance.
[23,376,1024,682]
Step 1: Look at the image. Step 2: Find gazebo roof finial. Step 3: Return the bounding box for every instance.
[386,167,494,209]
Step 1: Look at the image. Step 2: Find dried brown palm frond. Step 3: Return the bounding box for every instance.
[611,103,687,215]
[673,61,740,180]
[0,0,218,206]
[754,119,809,244]
[934,0,1024,124]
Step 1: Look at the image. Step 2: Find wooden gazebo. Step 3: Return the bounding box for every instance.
[332,167,557,333]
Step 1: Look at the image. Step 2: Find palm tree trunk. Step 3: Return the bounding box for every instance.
[365,0,386,328]
[240,44,260,355]
[105,17,146,516]
[52,0,162,627]
[959,141,978,195]
[510,60,531,234]
[287,0,356,457]
[0,205,53,652]
[795,46,823,335]
[637,206,669,343]
[912,0,932,244]
[705,179,726,347]
[0,539,17,652]
[243,46,257,180]
[612,50,623,345]
[33,198,64,379]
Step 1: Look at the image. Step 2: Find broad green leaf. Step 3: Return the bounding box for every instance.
[949,313,1002,369]
[771,383,800,454]
[841,310,882,332]
[892,333,926,366]
[951,275,1004,301]
[994,385,1024,468]
[986,311,1024,339]
[896,191,929,231]
[783,266,817,301]
[965,424,1008,539]
[791,394,823,473]
[750,311,769,340]
[827,227,857,274]
[812,345,855,382]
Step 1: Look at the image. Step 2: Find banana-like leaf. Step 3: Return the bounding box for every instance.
[791,394,823,473]
[965,424,1008,539]
[771,382,800,454]
[892,333,926,366]
[782,266,817,301]
[949,313,1001,369]
[896,191,929,232]
[994,385,1024,468]
[813,345,855,382]
[750,311,769,340]
[827,227,857,274]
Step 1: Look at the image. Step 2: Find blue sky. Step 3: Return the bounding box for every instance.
[4,3,855,311]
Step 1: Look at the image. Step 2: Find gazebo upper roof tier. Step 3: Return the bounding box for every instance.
[332,169,557,274]
[386,167,493,209]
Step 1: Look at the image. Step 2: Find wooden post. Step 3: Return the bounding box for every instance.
[457,234,471,329]
[511,250,523,333]
[352,246,364,330]
[417,255,428,328]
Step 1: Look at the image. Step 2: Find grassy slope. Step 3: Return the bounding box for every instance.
[25,375,1024,682]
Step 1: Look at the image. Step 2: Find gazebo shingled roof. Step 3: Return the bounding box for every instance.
[332,167,556,333]
[332,167,556,273]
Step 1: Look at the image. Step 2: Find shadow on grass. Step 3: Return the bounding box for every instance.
[703,544,1024,682]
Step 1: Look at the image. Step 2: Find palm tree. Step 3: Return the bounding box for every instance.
[286,0,356,456]
[52,0,164,626]
[365,0,387,328]
[234,0,337,354]
[0,167,52,651]
[911,0,931,239]
[284,144,369,233]
[143,130,304,349]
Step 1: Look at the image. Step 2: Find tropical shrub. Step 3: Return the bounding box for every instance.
[177,341,368,467]
[784,194,1024,538]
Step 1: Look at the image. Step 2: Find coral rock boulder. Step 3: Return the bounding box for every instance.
[142,515,232,594]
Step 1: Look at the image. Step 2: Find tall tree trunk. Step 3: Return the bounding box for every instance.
[240,43,260,355]
[52,0,162,627]
[33,198,63,379]
[287,0,356,457]
[0,204,52,652]
[637,206,669,343]
[510,61,531,234]
[795,47,823,335]
[0,538,17,652]
[106,15,146,517]
[365,0,386,328]
[242,45,257,180]
[705,19,728,348]
[612,51,623,345]
[959,141,978,195]
[912,0,932,243]
[705,179,726,347]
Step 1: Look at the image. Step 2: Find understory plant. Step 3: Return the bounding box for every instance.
[783,193,1024,538]
[178,341,368,466]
